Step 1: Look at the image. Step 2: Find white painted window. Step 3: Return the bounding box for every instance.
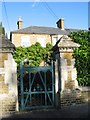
[52,36,58,46]
[37,36,46,47]
[21,36,30,47]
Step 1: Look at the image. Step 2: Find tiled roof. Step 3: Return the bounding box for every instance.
[11,26,88,35]
[11,26,68,35]
[65,28,82,34]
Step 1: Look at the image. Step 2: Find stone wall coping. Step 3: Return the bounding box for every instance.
[79,86,90,92]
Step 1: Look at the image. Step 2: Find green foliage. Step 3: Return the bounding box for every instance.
[0,22,5,38]
[69,30,90,86]
[43,43,53,65]
[13,42,53,68]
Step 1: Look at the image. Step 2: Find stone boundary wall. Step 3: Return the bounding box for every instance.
[79,87,90,102]
[60,87,90,107]
[0,95,16,117]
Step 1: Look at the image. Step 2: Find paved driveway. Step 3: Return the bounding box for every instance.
[2,102,90,120]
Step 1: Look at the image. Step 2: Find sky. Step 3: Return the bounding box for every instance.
[1,1,88,38]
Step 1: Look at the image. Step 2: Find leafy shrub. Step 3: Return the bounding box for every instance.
[69,30,90,86]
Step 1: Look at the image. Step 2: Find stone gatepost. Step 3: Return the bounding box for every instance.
[0,38,18,118]
[53,35,80,107]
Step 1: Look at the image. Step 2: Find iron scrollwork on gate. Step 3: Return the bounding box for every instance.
[20,60,55,110]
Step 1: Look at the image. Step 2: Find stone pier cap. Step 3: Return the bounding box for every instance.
[0,37,15,53]
[52,35,80,55]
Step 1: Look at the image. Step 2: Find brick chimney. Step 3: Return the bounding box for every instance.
[17,17,22,29]
[56,18,64,30]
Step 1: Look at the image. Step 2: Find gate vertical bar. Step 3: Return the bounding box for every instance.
[29,68,32,106]
[44,71,47,106]
[20,61,24,110]
[52,60,55,106]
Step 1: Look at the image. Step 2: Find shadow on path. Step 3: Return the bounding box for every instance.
[1,102,90,120]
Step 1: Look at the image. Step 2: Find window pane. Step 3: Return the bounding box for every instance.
[37,36,46,47]
[21,36,30,47]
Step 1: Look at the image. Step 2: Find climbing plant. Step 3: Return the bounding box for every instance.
[13,42,52,67]
[69,30,90,86]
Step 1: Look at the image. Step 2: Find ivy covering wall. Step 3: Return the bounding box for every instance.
[13,42,52,67]
[69,30,90,86]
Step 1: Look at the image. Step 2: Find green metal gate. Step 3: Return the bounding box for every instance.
[20,61,55,111]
